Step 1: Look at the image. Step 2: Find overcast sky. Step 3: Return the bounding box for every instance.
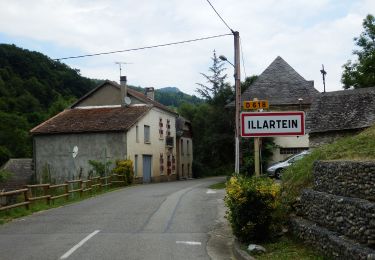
[0,0,374,95]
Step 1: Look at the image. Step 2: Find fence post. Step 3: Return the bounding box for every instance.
[44,185,50,205]
[23,189,29,210]
[79,180,83,197]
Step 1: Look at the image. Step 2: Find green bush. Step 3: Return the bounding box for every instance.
[0,169,11,183]
[88,160,112,177]
[112,159,134,185]
[225,175,281,243]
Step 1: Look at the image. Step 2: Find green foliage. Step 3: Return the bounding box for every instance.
[196,50,228,102]
[225,175,281,243]
[342,14,375,89]
[0,169,12,183]
[88,160,112,177]
[0,44,97,161]
[280,125,375,219]
[256,236,325,260]
[0,146,11,167]
[112,159,134,185]
[241,137,275,176]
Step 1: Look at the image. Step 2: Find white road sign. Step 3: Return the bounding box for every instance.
[241,112,305,137]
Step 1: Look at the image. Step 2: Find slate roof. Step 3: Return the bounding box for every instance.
[30,106,151,135]
[307,87,375,133]
[231,56,319,106]
[71,80,178,116]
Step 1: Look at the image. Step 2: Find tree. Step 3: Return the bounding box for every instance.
[342,14,375,89]
[196,50,229,101]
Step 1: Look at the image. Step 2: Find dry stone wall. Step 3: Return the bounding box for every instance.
[291,160,375,259]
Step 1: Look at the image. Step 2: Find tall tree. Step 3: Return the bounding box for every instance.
[342,14,375,89]
[196,50,228,101]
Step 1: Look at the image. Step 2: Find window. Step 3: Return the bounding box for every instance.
[187,140,190,155]
[167,154,172,175]
[134,155,138,176]
[144,125,150,143]
[181,139,184,155]
[172,155,176,172]
[166,119,171,137]
[160,153,164,174]
[159,118,164,139]
[136,125,139,143]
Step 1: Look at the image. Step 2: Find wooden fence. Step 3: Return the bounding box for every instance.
[0,174,128,212]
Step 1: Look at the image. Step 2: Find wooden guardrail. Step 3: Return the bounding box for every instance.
[0,174,128,212]
[0,189,29,211]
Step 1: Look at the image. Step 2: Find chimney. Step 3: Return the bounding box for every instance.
[120,76,127,107]
[145,87,155,100]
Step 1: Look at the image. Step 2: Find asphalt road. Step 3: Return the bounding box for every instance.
[0,177,233,260]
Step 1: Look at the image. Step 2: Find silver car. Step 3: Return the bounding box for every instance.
[266,150,310,179]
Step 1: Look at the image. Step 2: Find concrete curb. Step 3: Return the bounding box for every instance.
[232,239,256,260]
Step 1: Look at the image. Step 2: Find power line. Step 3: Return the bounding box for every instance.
[55,33,232,61]
[240,37,247,79]
[205,0,234,33]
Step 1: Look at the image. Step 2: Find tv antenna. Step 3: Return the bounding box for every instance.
[115,61,133,77]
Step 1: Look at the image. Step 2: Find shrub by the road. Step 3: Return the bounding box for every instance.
[225,175,281,243]
[112,159,134,185]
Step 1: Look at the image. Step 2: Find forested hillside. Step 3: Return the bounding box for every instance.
[129,86,202,108]
[0,44,99,165]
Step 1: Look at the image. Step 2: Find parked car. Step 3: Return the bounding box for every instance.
[266,150,310,179]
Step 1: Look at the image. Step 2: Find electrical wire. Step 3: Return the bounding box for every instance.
[55,33,232,61]
[205,0,234,33]
[240,37,247,79]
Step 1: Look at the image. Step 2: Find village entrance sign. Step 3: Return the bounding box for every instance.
[241,111,305,137]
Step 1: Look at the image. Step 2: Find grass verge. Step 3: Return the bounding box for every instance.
[251,235,325,260]
[280,125,375,217]
[208,181,226,189]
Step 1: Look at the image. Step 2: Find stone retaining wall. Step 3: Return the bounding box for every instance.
[313,161,375,201]
[297,189,375,247]
[291,160,375,259]
[291,217,375,260]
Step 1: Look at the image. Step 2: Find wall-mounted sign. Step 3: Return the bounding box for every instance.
[241,111,305,137]
[243,100,269,110]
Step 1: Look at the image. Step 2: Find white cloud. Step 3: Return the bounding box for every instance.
[0,0,374,94]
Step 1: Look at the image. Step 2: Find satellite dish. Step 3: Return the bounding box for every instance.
[124,96,131,106]
[72,146,78,158]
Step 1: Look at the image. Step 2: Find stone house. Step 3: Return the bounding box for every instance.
[307,87,375,147]
[30,77,191,183]
[238,56,319,163]
[0,159,33,192]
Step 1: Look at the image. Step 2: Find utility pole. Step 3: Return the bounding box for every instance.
[233,31,241,174]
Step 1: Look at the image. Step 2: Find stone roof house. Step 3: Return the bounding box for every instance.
[307,87,375,147]
[231,56,319,163]
[0,159,33,192]
[31,78,188,183]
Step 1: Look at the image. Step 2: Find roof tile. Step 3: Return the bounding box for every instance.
[31,106,150,135]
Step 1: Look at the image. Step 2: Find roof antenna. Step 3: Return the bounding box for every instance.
[115,61,133,78]
[320,64,327,93]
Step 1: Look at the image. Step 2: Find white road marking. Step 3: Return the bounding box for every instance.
[206,189,216,194]
[60,230,100,259]
[176,241,202,246]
